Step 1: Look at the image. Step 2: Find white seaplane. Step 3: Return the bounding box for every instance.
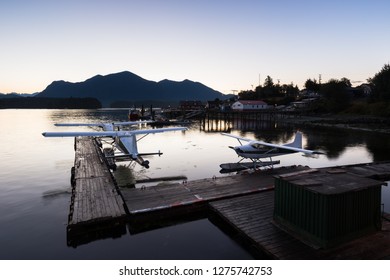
[42,121,187,169]
[220,131,323,171]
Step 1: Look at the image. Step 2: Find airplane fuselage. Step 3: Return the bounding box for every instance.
[115,134,138,159]
[232,141,297,159]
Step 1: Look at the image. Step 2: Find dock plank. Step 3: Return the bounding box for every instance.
[210,191,390,259]
[121,168,303,215]
[68,137,127,228]
[67,138,390,256]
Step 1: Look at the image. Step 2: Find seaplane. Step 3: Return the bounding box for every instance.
[220,131,324,172]
[42,121,187,169]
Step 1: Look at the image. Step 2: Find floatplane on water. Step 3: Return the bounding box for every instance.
[220,131,324,172]
[42,121,187,169]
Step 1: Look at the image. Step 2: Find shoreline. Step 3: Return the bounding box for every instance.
[279,114,390,134]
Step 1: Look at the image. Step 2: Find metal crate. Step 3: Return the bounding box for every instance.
[274,169,382,248]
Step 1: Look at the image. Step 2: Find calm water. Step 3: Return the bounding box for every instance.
[0,109,389,260]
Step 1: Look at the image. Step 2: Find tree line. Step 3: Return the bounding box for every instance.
[238,63,390,114]
[239,75,299,106]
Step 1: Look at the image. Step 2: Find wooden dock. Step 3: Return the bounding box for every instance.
[121,166,308,233]
[67,137,390,257]
[210,191,390,259]
[68,137,127,238]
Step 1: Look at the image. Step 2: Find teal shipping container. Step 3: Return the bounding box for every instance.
[274,169,382,249]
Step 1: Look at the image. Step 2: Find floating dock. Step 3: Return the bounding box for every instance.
[121,166,308,233]
[67,137,127,244]
[68,137,390,258]
[210,192,390,259]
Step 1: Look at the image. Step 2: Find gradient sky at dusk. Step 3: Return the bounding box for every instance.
[1,0,389,94]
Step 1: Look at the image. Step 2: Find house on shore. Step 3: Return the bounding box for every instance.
[205,100,220,110]
[231,100,268,111]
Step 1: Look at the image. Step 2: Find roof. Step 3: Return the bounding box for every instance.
[275,168,382,195]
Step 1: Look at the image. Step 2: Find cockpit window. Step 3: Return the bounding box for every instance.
[251,143,264,149]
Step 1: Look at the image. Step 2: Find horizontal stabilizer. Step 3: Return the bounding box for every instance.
[106,152,163,159]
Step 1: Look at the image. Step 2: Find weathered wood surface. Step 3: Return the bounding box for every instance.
[121,161,390,217]
[67,137,390,256]
[342,161,390,179]
[68,137,127,228]
[210,191,390,259]
[121,166,309,215]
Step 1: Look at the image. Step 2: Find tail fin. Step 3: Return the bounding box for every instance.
[284,132,302,149]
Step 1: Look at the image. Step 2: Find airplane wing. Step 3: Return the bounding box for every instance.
[112,121,153,126]
[42,127,187,138]
[250,140,324,155]
[125,127,187,136]
[42,131,117,137]
[55,123,103,127]
[221,133,253,142]
[55,120,151,127]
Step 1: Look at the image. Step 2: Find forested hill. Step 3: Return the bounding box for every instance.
[37,71,225,106]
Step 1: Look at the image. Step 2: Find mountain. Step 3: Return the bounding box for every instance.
[37,71,226,106]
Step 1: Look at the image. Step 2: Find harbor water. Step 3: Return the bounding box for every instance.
[0,109,389,259]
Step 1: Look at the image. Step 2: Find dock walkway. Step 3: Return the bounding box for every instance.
[68,137,127,230]
[121,166,307,216]
[210,192,390,259]
[68,137,390,258]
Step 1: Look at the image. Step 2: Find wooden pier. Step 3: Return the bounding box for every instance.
[67,137,127,245]
[121,166,308,233]
[68,137,390,258]
[210,191,390,259]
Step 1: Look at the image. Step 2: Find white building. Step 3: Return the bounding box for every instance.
[231,100,268,111]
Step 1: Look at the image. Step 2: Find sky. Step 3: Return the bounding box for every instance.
[1,0,389,94]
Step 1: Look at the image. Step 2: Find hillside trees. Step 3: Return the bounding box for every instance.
[238,75,299,105]
[304,79,320,92]
[368,63,390,101]
[319,78,351,112]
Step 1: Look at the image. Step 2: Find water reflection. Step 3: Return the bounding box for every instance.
[45,110,390,164]
[46,109,129,127]
[2,109,390,259]
[220,119,390,162]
